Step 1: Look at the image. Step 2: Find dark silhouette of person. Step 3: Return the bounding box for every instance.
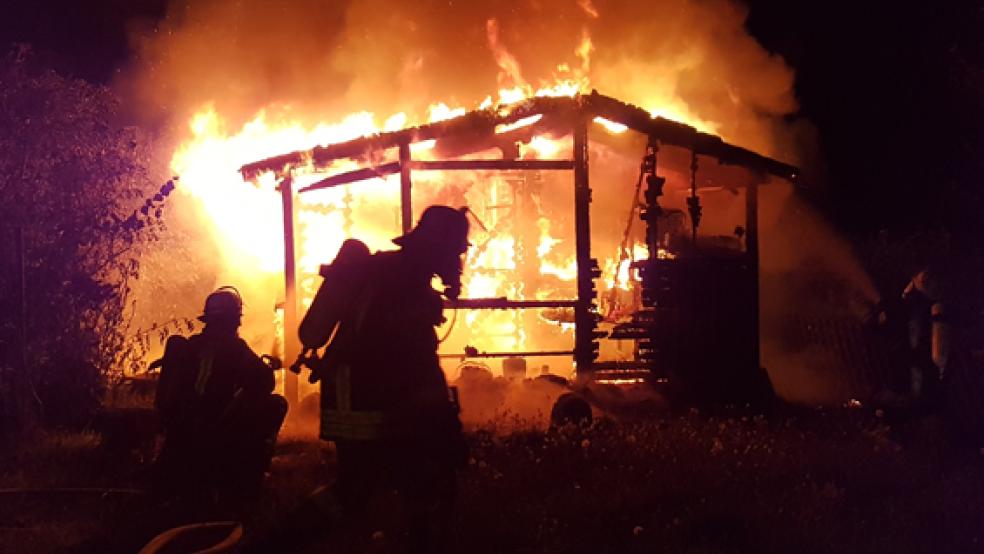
[260,206,470,553]
[154,286,288,509]
[901,269,948,409]
[874,267,950,413]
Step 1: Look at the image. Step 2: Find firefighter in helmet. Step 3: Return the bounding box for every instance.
[262,206,470,553]
[901,268,949,409]
[154,286,288,507]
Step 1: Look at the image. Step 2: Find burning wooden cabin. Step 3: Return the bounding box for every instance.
[239,91,796,405]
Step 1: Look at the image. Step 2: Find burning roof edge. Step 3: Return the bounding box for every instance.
[239,91,798,182]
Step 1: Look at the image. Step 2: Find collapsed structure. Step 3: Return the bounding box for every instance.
[240,91,797,405]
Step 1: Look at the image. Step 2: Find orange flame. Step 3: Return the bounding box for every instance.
[169,24,721,380]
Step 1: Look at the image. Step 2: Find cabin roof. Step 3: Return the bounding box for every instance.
[239,90,797,183]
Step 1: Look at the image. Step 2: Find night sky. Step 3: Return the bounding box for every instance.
[2,0,982,246]
[746,0,984,245]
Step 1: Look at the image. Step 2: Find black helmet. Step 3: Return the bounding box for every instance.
[392,205,470,254]
[198,286,244,323]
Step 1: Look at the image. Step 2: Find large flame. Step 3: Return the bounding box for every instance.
[167,23,724,383]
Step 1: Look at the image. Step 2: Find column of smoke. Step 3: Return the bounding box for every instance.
[121,0,876,413]
[120,0,797,155]
[758,184,881,404]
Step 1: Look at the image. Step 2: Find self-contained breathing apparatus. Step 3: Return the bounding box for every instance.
[290,207,470,441]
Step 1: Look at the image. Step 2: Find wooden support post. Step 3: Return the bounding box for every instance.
[643,137,662,256]
[745,180,759,264]
[279,176,299,406]
[399,141,413,233]
[745,179,761,370]
[572,119,596,382]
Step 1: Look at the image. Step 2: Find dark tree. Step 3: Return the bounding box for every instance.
[0,46,166,434]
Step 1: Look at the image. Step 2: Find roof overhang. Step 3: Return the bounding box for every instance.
[239,90,798,184]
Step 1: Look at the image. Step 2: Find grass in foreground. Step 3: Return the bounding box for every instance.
[2,404,983,554]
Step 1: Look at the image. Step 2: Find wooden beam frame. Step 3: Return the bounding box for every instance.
[279,175,299,405]
[264,92,783,389]
[297,159,576,194]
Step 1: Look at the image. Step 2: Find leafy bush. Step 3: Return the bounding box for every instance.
[0,46,166,432]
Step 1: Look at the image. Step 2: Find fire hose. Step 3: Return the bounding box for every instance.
[138,521,243,554]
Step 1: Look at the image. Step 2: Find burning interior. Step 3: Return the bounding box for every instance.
[234,91,796,405]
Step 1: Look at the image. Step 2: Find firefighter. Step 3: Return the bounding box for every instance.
[258,206,469,553]
[154,286,288,507]
[901,268,949,410]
